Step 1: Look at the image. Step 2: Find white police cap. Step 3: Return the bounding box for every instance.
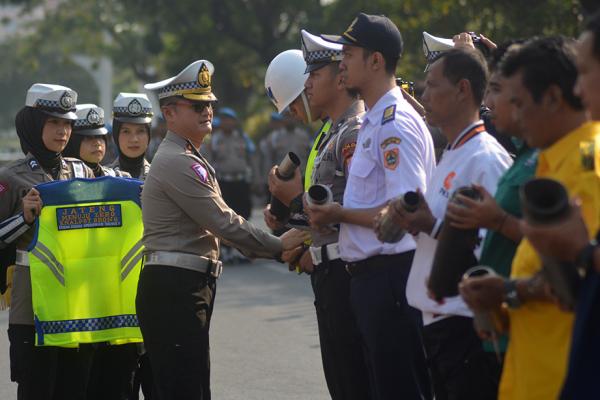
[25,83,78,120]
[72,104,108,136]
[301,29,343,73]
[113,92,153,124]
[422,32,455,70]
[144,60,218,102]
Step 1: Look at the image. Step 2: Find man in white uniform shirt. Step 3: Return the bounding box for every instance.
[394,49,512,400]
[309,13,435,400]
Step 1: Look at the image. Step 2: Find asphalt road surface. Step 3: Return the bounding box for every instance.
[0,216,329,399]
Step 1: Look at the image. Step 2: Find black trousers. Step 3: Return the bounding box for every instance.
[422,316,502,400]
[348,252,432,400]
[86,342,139,400]
[8,324,94,400]
[310,258,371,400]
[136,265,216,400]
[219,180,251,220]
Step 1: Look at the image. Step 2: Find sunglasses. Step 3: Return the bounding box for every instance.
[171,101,212,113]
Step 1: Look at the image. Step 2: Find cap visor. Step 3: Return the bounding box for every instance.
[41,110,78,121]
[182,93,218,102]
[306,62,333,73]
[320,34,356,46]
[113,116,153,124]
[73,127,108,136]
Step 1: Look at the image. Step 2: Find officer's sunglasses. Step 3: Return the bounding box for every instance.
[171,100,212,113]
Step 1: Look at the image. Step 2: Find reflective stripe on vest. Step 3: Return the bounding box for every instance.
[304,119,332,190]
[28,177,144,346]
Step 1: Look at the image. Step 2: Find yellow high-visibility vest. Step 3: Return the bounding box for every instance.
[29,177,144,346]
[304,119,332,190]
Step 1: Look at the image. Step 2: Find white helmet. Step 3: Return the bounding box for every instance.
[265,50,312,121]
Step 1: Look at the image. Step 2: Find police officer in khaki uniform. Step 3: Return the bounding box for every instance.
[268,30,371,399]
[0,83,95,400]
[138,60,307,400]
[203,107,255,219]
[109,93,153,180]
[63,104,131,178]
[263,113,312,179]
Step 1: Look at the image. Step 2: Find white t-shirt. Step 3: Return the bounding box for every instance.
[406,121,513,326]
[339,86,436,262]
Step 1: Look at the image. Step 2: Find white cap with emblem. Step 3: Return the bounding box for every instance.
[73,104,108,136]
[422,32,455,71]
[25,83,78,120]
[144,60,218,102]
[113,92,154,124]
[301,29,343,73]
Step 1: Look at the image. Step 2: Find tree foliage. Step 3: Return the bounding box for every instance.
[0,0,592,134]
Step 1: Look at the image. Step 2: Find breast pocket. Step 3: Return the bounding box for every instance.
[348,156,378,204]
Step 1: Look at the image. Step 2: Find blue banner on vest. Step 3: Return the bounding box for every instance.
[56,204,123,230]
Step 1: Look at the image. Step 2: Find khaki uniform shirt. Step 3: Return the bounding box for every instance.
[265,126,312,173]
[142,131,282,262]
[203,129,253,181]
[0,154,94,324]
[310,101,363,247]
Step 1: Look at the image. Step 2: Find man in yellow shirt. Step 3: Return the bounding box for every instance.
[459,36,600,400]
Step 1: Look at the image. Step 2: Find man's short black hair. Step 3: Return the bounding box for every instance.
[362,48,399,75]
[488,39,526,73]
[500,36,583,111]
[433,48,489,105]
[584,10,600,61]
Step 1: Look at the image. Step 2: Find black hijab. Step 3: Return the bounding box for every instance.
[63,133,106,177]
[15,107,65,178]
[112,120,151,178]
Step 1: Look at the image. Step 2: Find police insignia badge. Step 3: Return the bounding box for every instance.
[191,163,209,183]
[86,109,101,125]
[127,99,143,116]
[580,140,595,171]
[383,148,399,170]
[59,91,74,110]
[343,17,358,42]
[198,63,211,88]
[380,136,402,149]
[381,105,396,125]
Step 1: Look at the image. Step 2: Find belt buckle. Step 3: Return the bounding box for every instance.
[209,260,223,278]
[345,263,353,276]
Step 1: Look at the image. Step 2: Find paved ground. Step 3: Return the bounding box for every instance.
[0,209,329,399]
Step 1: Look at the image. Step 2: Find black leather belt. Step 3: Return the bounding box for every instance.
[345,252,414,277]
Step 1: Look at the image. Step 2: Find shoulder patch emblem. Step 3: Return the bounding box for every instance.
[342,142,356,169]
[28,159,40,170]
[380,136,402,149]
[0,181,8,195]
[381,105,396,125]
[191,163,209,183]
[383,148,399,170]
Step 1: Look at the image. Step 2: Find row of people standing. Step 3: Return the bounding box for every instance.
[0,85,154,399]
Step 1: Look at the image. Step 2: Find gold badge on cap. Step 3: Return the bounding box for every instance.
[198,63,211,88]
[343,18,358,42]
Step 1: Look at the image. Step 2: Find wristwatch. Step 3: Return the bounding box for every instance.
[503,279,522,309]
